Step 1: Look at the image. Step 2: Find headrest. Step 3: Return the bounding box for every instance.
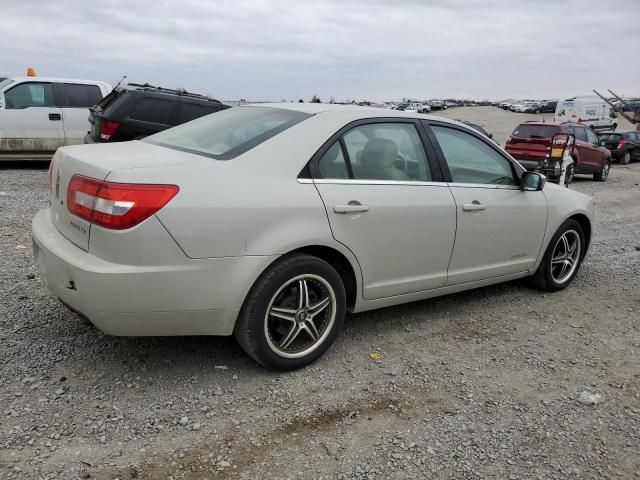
[360,139,398,168]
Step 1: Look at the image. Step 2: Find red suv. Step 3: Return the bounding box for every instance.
[505,122,611,182]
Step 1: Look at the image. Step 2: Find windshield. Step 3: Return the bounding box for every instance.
[0,78,14,90]
[145,106,311,160]
[511,124,560,139]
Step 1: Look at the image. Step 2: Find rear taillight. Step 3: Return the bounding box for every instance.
[67,175,179,230]
[99,119,120,141]
[617,140,627,149]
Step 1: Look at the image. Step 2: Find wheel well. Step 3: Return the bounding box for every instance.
[569,214,591,255]
[290,246,358,312]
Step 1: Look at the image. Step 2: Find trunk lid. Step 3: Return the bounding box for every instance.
[49,141,210,251]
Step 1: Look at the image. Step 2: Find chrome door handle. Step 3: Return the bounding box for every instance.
[462,201,486,211]
[334,203,369,214]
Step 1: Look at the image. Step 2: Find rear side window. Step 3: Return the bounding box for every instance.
[64,83,103,107]
[511,124,560,139]
[574,127,587,142]
[145,106,310,160]
[129,98,173,124]
[4,82,53,109]
[178,102,219,124]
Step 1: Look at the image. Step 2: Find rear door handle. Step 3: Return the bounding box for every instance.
[48,113,61,121]
[462,201,486,212]
[334,202,369,214]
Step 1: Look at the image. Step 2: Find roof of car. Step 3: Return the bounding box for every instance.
[7,76,111,87]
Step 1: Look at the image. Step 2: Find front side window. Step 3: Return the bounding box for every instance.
[145,106,310,160]
[129,98,174,124]
[431,125,516,186]
[317,122,431,181]
[178,102,219,124]
[4,82,53,109]
[64,84,103,108]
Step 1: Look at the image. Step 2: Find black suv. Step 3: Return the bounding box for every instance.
[85,83,229,143]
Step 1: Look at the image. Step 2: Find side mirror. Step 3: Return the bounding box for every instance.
[521,171,545,191]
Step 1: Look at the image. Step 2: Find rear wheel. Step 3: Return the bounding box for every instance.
[234,254,346,370]
[593,159,610,182]
[620,152,631,165]
[530,219,585,292]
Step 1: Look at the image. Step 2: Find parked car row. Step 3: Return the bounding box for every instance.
[0,73,228,159]
[499,100,557,113]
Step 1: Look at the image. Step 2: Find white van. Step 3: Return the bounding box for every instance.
[554,96,617,131]
[0,76,112,160]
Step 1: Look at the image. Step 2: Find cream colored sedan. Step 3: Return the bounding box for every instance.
[32,104,594,370]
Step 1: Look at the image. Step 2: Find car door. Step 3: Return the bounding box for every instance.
[311,120,457,300]
[584,127,606,169]
[572,127,596,172]
[60,83,104,145]
[425,122,548,286]
[0,81,64,154]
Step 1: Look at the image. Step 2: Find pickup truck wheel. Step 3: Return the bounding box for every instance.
[529,219,585,292]
[620,152,631,165]
[593,160,610,182]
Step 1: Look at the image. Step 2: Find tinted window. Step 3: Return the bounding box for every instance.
[598,134,621,142]
[130,98,174,124]
[574,127,587,142]
[629,132,640,142]
[585,128,599,145]
[511,124,560,139]
[432,125,516,186]
[342,123,431,181]
[145,106,310,160]
[4,82,53,109]
[64,83,103,108]
[318,142,349,179]
[178,102,219,124]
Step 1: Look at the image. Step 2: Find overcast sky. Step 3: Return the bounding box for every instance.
[1,0,638,101]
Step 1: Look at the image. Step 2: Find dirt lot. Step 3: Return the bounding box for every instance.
[1,107,639,479]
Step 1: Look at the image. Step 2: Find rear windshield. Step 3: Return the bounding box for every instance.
[92,88,119,112]
[144,106,311,160]
[598,134,621,142]
[511,124,560,139]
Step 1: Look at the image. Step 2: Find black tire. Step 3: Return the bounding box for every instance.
[234,254,346,370]
[620,152,631,165]
[529,219,585,292]
[593,159,610,182]
[564,163,574,186]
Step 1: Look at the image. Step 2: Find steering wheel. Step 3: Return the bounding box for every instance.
[394,154,407,172]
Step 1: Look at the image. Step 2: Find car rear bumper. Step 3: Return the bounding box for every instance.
[32,209,277,336]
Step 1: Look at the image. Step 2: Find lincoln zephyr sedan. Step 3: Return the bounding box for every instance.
[32,104,594,370]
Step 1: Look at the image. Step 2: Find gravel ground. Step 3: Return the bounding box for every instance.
[1,108,639,479]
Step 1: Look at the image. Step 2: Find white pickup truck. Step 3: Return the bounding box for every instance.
[0,76,111,160]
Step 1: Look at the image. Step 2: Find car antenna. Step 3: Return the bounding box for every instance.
[113,74,127,90]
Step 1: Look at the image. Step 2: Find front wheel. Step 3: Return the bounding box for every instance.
[234,254,346,370]
[593,159,610,182]
[529,219,585,292]
[564,163,574,186]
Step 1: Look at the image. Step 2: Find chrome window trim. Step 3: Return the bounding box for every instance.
[447,182,520,190]
[298,178,449,187]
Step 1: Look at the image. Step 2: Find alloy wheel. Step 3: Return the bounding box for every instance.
[264,274,336,358]
[550,230,581,284]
